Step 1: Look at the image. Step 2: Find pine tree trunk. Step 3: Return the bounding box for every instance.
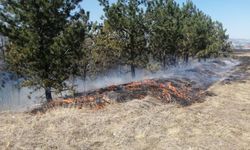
[83,64,87,82]
[45,87,52,102]
[129,34,136,79]
[173,54,177,66]
[169,54,177,66]
[184,53,189,64]
[2,49,5,62]
[0,38,5,62]
[131,64,135,78]
[82,66,87,93]
[163,55,167,70]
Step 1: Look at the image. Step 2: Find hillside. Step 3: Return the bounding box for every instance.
[0,52,249,149]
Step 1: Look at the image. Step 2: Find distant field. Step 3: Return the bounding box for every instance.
[233,49,250,51]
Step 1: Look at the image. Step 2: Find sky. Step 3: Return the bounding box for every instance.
[81,0,250,39]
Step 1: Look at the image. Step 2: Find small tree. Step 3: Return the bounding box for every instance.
[92,21,123,74]
[179,0,198,64]
[146,0,181,68]
[0,0,88,102]
[99,0,148,78]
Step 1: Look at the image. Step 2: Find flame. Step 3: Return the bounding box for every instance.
[47,78,193,110]
[159,83,165,88]
[142,79,157,85]
[62,99,75,104]
[48,98,75,108]
[167,82,189,99]
[158,82,190,102]
[125,81,142,90]
[162,88,171,100]
[95,102,105,110]
[124,79,158,90]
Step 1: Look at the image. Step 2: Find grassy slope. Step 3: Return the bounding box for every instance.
[0,53,250,150]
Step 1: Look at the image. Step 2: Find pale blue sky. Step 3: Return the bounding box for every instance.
[81,0,250,39]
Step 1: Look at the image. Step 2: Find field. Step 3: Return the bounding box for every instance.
[0,52,250,150]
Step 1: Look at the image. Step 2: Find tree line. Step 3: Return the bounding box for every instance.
[0,0,231,102]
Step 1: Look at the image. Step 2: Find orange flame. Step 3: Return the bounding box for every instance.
[167,82,189,99]
[125,81,142,90]
[47,79,191,110]
[62,99,75,104]
[162,88,171,99]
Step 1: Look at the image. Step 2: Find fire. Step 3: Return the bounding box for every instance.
[62,99,75,104]
[162,88,171,101]
[124,79,158,90]
[124,81,143,90]
[95,102,106,110]
[159,83,165,88]
[45,78,200,111]
[166,82,189,99]
[142,79,157,85]
[158,82,189,101]
[48,98,75,107]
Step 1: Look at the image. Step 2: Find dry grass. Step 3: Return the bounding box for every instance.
[1,54,250,149]
[1,80,250,149]
[233,50,250,57]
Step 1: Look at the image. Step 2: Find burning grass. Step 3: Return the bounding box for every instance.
[28,58,240,113]
[32,78,209,113]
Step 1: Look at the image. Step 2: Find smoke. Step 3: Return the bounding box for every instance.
[0,58,239,112]
[74,58,239,92]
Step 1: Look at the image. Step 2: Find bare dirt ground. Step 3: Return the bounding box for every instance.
[0,52,250,150]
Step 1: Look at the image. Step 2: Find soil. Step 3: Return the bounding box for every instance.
[0,51,250,150]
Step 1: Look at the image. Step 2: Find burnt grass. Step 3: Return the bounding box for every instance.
[31,78,207,114]
[221,55,250,84]
[31,53,250,114]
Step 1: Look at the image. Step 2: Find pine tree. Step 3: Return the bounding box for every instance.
[92,21,123,74]
[0,0,89,102]
[179,0,198,63]
[99,0,148,78]
[146,0,181,68]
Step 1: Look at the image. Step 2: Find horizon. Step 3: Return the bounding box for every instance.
[81,0,250,40]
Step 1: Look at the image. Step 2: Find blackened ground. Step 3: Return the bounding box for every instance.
[222,54,250,84]
[33,57,240,113]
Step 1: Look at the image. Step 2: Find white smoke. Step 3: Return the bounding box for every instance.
[0,58,239,112]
